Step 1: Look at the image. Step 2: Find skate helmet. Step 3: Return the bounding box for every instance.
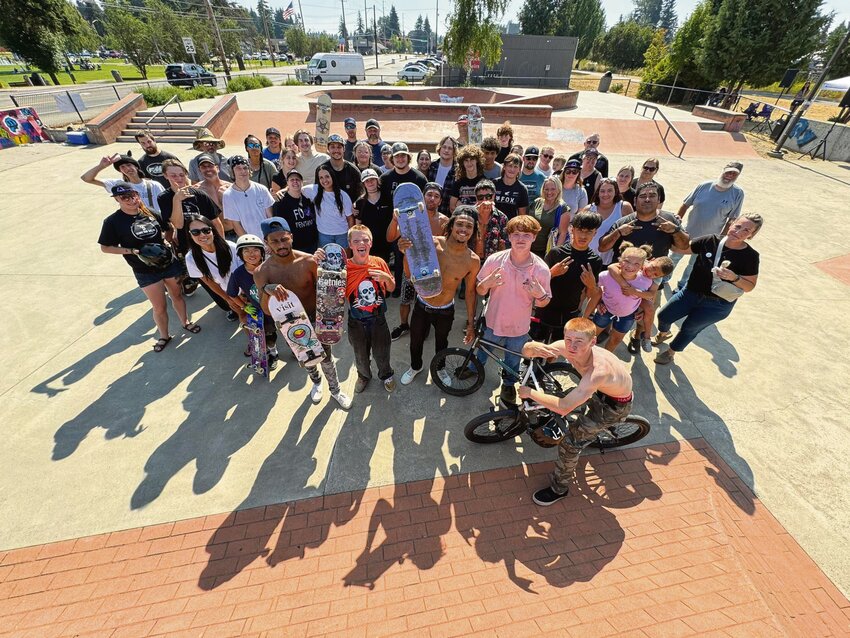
[236,233,266,260]
[137,243,174,269]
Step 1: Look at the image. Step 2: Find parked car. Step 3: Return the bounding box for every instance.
[398,65,430,81]
[416,59,438,69]
[165,63,218,87]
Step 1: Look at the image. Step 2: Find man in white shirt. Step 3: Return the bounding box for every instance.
[294,129,329,185]
[222,155,275,238]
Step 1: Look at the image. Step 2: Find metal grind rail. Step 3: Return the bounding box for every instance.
[634,101,687,158]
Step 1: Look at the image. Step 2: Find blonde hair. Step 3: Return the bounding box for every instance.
[619,241,652,262]
[348,224,373,241]
[564,317,597,339]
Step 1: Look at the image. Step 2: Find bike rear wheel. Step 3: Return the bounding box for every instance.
[590,416,651,449]
[464,408,523,443]
[430,347,485,396]
[539,362,581,397]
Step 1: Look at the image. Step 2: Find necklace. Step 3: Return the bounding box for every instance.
[234,183,250,198]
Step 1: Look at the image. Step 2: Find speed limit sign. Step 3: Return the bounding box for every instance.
[182,37,196,54]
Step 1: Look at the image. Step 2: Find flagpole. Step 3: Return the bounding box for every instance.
[297,0,305,31]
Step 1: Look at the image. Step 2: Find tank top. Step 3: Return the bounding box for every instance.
[589,201,623,265]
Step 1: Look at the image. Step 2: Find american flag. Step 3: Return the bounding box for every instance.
[282,1,295,20]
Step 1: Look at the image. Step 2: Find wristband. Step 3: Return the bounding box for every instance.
[733,274,741,282]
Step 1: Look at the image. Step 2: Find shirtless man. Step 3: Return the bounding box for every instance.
[254,217,352,409]
[518,317,633,506]
[193,153,231,214]
[399,206,481,386]
[386,182,449,340]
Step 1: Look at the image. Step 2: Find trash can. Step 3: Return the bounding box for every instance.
[111,69,123,82]
[598,71,613,93]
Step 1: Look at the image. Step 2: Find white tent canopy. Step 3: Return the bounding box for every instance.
[823,76,850,92]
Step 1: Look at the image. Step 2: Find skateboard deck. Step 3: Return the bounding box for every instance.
[316,243,347,345]
[315,93,332,153]
[468,104,483,145]
[268,294,326,367]
[393,183,442,298]
[245,303,269,379]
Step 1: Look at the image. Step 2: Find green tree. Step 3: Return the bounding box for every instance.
[339,16,349,41]
[273,9,285,38]
[285,27,310,57]
[518,0,558,36]
[659,0,677,33]
[823,21,850,80]
[75,0,107,37]
[423,15,432,48]
[632,0,662,26]
[388,6,401,38]
[415,15,424,31]
[560,0,606,60]
[356,11,365,34]
[444,0,508,69]
[103,2,157,78]
[592,19,654,69]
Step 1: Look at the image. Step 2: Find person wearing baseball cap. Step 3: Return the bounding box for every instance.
[671,161,746,290]
[343,117,358,162]
[353,168,391,263]
[320,133,362,203]
[222,154,275,240]
[456,114,469,146]
[81,152,166,212]
[520,145,546,201]
[98,181,191,353]
[194,152,231,215]
[189,128,231,183]
[263,127,283,169]
[271,169,318,253]
[254,216,353,409]
[569,132,609,177]
[364,118,384,165]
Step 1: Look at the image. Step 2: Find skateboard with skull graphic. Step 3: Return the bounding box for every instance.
[315,93,332,153]
[393,183,442,298]
[268,294,326,367]
[315,243,347,345]
[467,104,484,145]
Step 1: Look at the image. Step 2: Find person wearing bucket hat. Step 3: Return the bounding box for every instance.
[98,181,195,353]
[320,133,362,203]
[293,128,329,186]
[189,128,231,183]
[81,152,165,212]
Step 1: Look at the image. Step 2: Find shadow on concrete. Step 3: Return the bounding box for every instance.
[692,323,740,378]
[92,288,147,327]
[33,312,151,399]
[653,363,756,515]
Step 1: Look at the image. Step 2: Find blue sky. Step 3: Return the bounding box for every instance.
[254,0,849,36]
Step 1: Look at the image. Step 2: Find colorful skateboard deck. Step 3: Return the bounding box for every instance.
[245,303,269,379]
[467,104,483,145]
[315,93,332,153]
[268,294,326,367]
[393,183,442,298]
[316,243,347,345]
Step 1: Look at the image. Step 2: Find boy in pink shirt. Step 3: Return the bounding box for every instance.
[474,215,552,405]
[585,243,657,353]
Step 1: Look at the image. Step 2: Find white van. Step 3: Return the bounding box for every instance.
[300,53,366,85]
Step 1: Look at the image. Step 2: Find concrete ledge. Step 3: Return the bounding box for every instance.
[85,93,146,145]
[307,99,552,124]
[195,94,239,138]
[306,87,524,104]
[501,90,579,110]
[692,105,746,132]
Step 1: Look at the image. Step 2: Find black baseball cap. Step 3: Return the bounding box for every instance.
[524,146,539,157]
[365,118,380,130]
[110,182,137,197]
[265,127,281,137]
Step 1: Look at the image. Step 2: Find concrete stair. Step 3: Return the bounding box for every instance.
[116,110,205,144]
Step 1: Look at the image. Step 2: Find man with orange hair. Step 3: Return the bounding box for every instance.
[519,316,634,506]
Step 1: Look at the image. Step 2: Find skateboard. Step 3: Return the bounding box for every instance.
[393,183,442,298]
[315,93,332,152]
[244,303,269,379]
[467,104,483,145]
[315,243,347,345]
[268,293,326,367]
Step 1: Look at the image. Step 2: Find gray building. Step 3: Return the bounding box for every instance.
[472,34,577,88]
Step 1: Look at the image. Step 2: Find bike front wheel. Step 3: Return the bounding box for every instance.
[590,416,651,449]
[464,408,522,443]
[430,347,485,396]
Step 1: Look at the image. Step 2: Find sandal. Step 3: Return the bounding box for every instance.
[653,331,672,345]
[183,322,202,334]
[153,336,172,352]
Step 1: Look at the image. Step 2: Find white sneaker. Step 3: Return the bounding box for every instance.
[331,390,352,409]
[400,367,421,385]
[310,382,323,404]
[436,369,452,388]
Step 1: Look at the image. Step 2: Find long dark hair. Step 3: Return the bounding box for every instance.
[313,166,346,216]
[186,214,232,280]
[592,177,622,205]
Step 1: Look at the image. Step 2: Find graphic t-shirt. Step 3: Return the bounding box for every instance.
[138,150,178,188]
[353,196,393,260]
[97,208,173,274]
[346,256,390,321]
[519,169,546,202]
[598,271,652,317]
[156,187,220,253]
[493,178,529,219]
[272,192,319,252]
[451,175,482,207]
[222,182,275,239]
[262,147,281,169]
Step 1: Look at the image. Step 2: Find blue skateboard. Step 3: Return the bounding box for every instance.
[393,183,442,298]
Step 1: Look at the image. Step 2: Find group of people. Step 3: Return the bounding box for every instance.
[92,114,763,501]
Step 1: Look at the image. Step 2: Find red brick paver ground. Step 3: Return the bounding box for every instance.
[816,254,850,288]
[1,439,848,638]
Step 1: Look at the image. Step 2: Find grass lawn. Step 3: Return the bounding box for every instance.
[0,63,165,87]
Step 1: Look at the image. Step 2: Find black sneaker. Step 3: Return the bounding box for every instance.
[390,324,409,341]
[268,354,278,371]
[627,337,640,354]
[226,310,238,322]
[532,486,568,506]
[182,278,198,297]
[499,384,517,407]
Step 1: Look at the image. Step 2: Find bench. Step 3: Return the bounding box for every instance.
[6,81,30,88]
[692,105,747,132]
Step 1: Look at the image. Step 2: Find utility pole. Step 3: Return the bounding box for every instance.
[435,0,438,55]
[341,0,348,52]
[373,6,379,69]
[260,4,277,67]
[769,26,850,158]
[203,0,231,83]
[297,0,305,32]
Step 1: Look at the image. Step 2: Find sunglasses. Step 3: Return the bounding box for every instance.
[116,193,138,201]
[564,169,579,175]
[189,227,213,236]
[585,140,599,145]
[541,154,553,159]
[476,193,494,201]
[642,165,658,172]
[246,142,261,149]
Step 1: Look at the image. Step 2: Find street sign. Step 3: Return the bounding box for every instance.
[182,37,196,54]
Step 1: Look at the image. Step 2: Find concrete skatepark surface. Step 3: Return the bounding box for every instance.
[1,87,849,633]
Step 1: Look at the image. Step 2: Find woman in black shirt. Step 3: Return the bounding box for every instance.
[654,214,763,365]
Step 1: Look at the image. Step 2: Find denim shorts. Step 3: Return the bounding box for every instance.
[134,259,183,289]
[591,309,636,333]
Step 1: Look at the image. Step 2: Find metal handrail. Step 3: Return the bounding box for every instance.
[144,93,183,128]
[634,101,687,158]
